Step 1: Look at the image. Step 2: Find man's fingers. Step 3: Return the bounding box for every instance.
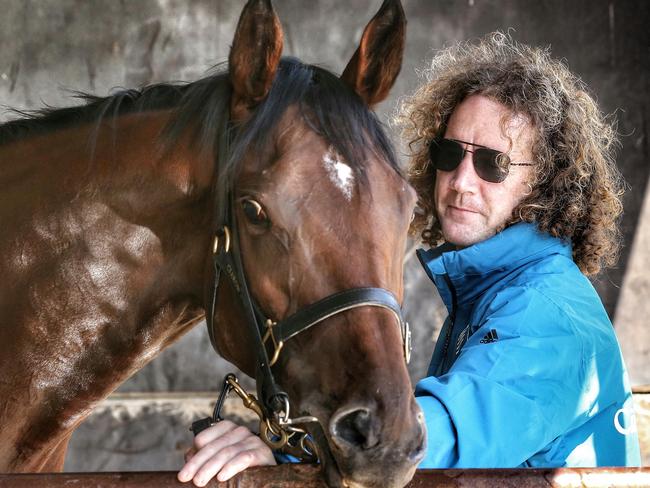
[192,442,254,485]
[184,447,196,463]
[215,449,260,481]
[177,421,276,487]
[178,425,253,485]
[216,444,276,482]
[196,436,275,484]
[193,420,238,449]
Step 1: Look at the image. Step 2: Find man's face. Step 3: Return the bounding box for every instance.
[434,94,535,247]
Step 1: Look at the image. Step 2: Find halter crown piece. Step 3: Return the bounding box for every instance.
[196,99,412,461]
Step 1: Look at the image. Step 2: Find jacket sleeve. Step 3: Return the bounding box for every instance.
[415,286,585,468]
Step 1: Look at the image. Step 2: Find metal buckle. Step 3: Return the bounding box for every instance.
[212,226,231,254]
[404,321,412,364]
[262,319,284,366]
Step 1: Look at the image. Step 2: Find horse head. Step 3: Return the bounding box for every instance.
[206,1,425,486]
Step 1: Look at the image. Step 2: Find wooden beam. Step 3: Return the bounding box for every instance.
[2,466,650,487]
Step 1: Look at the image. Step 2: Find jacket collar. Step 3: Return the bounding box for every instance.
[416,222,572,312]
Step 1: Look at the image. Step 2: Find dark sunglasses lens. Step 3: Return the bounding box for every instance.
[474,149,509,183]
[430,139,463,171]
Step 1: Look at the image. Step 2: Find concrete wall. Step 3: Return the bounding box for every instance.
[1,0,648,470]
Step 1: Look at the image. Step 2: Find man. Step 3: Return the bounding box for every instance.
[178,33,640,486]
[400,32,640,467]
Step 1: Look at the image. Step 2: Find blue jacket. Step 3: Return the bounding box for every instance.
[415,222,641,468]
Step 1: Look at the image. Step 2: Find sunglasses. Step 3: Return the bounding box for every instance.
[429,138,534,183]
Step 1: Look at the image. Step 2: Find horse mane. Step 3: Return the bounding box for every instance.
[0,58,401,182]
[0,84,187,147]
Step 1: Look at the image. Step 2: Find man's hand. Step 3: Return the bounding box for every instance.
[177,420,276,487]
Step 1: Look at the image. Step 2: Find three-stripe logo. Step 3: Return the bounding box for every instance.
[479,329,499,344]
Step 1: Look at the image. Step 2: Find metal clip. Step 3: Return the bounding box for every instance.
[190,373,235,436]
[262,319,284,366]
[275,423,318,462]
[224,374,265,421]
[260,417,289,449]
[217,375,288,449]
[192,373,319,462]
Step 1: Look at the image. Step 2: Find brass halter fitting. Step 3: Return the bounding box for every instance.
[209,374,317,459]
[262,319,284,366]
[403,321,412,364]
[212,226,231,254]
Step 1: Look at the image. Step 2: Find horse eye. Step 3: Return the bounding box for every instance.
[241,199,270,226]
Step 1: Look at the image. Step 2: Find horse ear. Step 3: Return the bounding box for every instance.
[341,0,406,107]
[229,0,284,122]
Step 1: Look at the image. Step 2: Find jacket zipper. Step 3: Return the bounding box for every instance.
[437,273,457,375]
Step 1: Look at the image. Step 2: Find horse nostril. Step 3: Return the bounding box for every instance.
[331,407,379,450]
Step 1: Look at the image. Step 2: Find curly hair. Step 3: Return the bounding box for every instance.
[396,32,624,276]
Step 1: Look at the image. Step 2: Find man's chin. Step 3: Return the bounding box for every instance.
[442,224,495,248]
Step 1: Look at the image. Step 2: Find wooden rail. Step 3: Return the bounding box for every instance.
[2,466,650,487]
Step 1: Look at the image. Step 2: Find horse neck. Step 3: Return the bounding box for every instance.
[0,111,215,466]
[1,109,215,296]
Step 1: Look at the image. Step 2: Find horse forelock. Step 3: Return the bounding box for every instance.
[225,58,403,188]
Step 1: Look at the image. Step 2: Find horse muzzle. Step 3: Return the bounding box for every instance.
[314,398,426,488]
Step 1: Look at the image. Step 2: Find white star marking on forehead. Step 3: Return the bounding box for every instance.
[322,146,354,201]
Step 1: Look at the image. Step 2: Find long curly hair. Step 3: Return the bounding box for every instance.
[396,32,624,276]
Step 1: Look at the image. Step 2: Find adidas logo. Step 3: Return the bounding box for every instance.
[479,329,499,344]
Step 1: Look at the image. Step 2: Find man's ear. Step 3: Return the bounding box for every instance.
[229,0,284,123]
[341,0,406,107]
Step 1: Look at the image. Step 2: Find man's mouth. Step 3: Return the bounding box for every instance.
[447,204,480,215]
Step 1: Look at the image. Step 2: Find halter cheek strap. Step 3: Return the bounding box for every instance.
[270,287,411,364]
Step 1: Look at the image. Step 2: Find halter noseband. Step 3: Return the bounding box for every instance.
[205,108,411,424]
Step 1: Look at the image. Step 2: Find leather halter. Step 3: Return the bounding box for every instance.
[205,107,411,419]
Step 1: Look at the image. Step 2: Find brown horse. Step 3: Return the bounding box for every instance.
[0,1,424,486]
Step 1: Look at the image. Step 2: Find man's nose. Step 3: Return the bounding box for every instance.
[449,152,480,193]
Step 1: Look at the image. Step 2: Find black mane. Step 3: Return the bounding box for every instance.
[0,58,400,181]
[0,84,187,147]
